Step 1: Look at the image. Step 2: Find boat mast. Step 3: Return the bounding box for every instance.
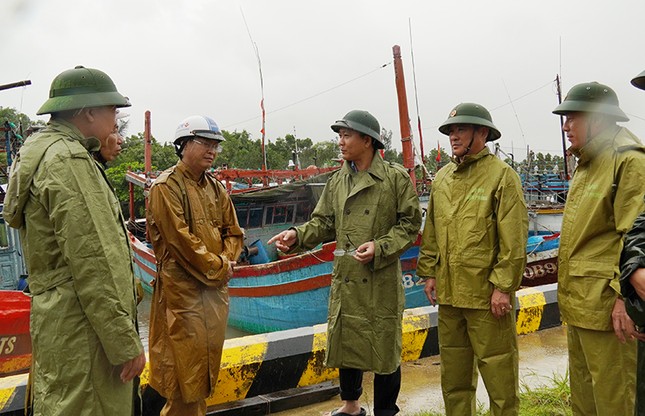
[408,20,425,165]
[392,45,416,185]
[555,75,569,179]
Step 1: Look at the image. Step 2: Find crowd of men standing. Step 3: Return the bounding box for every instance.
[2,64,645,416]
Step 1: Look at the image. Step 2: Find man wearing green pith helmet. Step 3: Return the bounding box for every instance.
[619,70,645,416]
[269,110,421,416]
[554,81,645,415]
[3,66,145,415]
[417,103,528,416]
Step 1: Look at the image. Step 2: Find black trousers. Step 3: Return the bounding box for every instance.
[339,367,401,416]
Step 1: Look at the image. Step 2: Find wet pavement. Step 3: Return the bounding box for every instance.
[275,326,569,416]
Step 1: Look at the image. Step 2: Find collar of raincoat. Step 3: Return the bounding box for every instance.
[47,119,101,153]
[340,151,388,181]
[573,124,620,164]
[450,145,492,170]
[175,159,208,185]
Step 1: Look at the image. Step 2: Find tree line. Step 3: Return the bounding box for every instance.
[1,106,568,215]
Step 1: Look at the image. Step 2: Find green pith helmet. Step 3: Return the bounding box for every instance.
[631,70,645,91]
[37,66,131,115]
[552,81,628,121]
[438,102,501,141]
[331,110,384,149]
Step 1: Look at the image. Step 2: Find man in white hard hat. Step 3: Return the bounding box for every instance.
[147,115,244,415]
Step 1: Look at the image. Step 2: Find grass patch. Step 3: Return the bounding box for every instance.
[410,372,571,416]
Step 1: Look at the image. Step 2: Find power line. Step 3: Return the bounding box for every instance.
[224,62,392,129]
[491,79,554,111]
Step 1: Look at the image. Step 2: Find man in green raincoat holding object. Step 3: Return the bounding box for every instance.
[620,70,645,416]
[417,103,528,416]
[3,66,145,415]
[553,81,645,415]
[269,110,421,416]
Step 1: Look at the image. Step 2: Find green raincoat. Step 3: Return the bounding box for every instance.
[620,205,645,415]
[558,126,645,331]
[293,154,421,374]
[416,147,528,307]
[3,120,143,416]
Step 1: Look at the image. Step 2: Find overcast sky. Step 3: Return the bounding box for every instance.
[2,0,645,163]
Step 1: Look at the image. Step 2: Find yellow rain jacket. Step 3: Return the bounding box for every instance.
[417,147,528,308]
[3,120,143,416]
[559,126,645,331]
[147,161,244,402]
[294,154,421,374]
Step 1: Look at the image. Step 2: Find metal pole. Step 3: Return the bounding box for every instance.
[392,45,416,185]
[555,75,569,179]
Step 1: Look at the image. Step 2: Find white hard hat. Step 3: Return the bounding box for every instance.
[173,115,225,144]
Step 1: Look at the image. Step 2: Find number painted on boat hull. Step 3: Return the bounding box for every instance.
[524,261,558,280]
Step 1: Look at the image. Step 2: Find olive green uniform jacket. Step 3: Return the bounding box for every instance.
[620,206,645,415]
[3,120,144,416]
[558,126,645,331]
[417,147,528,307]
[293,154,421,374]
[147,161,244,402]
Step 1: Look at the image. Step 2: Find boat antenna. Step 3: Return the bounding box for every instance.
[240,7,268,176]
[555,74,569,179]
[408,18,425,165]
[502,79,526,153]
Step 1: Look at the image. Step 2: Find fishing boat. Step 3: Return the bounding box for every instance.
[130,219,559,333]
[0,200,31,377]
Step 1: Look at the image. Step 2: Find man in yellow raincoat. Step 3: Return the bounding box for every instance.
[3,66,145,415]
[553,82,645,415]
[269,110,421,416]
[147,115,244,416]
[417,103,528,416]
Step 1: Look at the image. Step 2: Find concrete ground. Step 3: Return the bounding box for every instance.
[276,325,569,416]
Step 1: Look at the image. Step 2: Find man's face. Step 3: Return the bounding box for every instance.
[89,106,118,141]
[337,128,370,162]
[447,124,478,158]
[182,137,221,173]
[562,112,588,151]
[100,130,123,162]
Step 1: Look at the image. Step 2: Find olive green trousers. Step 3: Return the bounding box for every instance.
[567,325,637,416]
[438,305,519,416]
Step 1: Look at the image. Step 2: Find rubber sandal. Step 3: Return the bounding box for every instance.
[329,408,367,416]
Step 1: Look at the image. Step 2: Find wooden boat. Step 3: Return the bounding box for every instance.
[0,202,31,377]
[130,227,560,334]
[0,290,31,376]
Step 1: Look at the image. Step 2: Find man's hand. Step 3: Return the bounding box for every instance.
[612,298,645,342]
[227,261,236,279]
[353,241,375,264]
[491,288,512,319]
[423,278,437,306]
[268,229,297,253]
[630,268,645,300]
[120,351,146,383]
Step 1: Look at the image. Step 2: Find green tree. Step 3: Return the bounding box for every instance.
[104,133,177,216]
[381,128,402,162]
[217,130,263,169]
[305,140,340,168]
[424,147,450,174]
[0,107,45,183]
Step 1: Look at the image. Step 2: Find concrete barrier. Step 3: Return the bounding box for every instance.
[0,283,561,415]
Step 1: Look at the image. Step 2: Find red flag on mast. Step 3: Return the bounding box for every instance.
[435,141,441,163]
